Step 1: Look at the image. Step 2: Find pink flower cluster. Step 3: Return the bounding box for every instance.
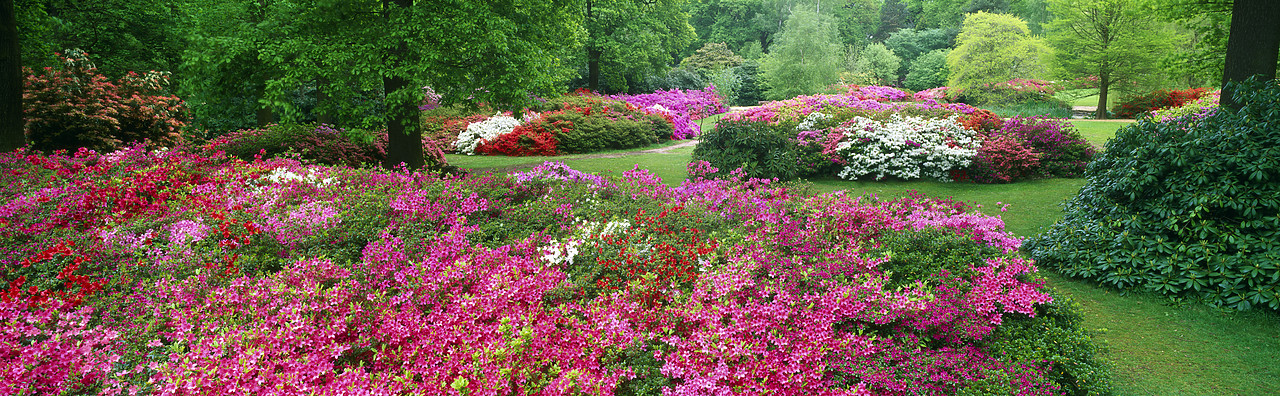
[721,93,984,125]
[607,87,730,139]
[837,84,913,102]
[0,146,1062,395]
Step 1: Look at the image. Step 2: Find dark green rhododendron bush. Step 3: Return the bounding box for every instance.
[1027,79,1280,311]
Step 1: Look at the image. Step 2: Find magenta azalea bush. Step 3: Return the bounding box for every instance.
[607,87,729,140]
[0,145,1109,395]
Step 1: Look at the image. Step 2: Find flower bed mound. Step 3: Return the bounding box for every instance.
[0,147,1110,395]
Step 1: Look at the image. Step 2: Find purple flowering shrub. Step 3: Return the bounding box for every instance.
[0,146,1109,395]
[994,117,1096,179]
[607,87,728,140]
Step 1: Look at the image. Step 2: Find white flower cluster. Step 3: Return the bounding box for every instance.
[262,168,336,187]
[833,115,978,181]
[797,112,833,131]
[454,113,522,155]
[540,218,633,266]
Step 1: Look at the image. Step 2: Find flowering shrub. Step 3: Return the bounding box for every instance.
[967,135,1042,183]
[1111,88,1210,119]
[423,112,489,153]
[606,87,728,121]
[1150,90,1220,123]
[830,115,979,181]
[0,144,1111,394]
[455,113,522,155]
[994,117,1096,178]
[207,123,385,167]
[474,117,562,156]
[22,50,186,152]
[914,87,951,102]
[830,84,913,102]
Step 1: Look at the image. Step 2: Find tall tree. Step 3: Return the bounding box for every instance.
[759,4,842,99]
[947,12,1050,92]
[1219,0,1280,110]
[0,0,22,152]
[583,0,694,92]
[1048,0,1175,119]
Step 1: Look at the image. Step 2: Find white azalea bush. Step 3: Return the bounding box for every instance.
[454,113,522,155]
[832,115,979,181]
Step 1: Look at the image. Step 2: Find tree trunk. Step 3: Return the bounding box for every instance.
[0,0,24,152]
[588,47,601,92]
[1096,74,1110,120]
[1220,0,1280,111]
[255,84,274,126]
[382,0,423,170]
[315,76,333,125]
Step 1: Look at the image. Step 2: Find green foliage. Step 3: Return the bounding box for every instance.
[985,288,1114,396]
[759,5,843,100]
[1047,0,1178,114]
[731,61,765,106]
[681,42,744,74]
[17,0,186,77]
[582,0,696,93]
[642,67,707,92]
[207,123,386,167]
[1153,0,1232,86]
[708,67,742,106]
[904,49,951,91]
[1025,79,1280,312]
[22,50,185,153]
[691,119,799,180]
[871,229,996,289]
[884,28,955,70]
[871,228,1114,395]
[852,43,902,86]
[902,0,966,30]
[547,110,668,154]
[947,12,1051,93]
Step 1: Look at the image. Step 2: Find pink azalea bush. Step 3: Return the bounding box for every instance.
[607,87,729,140]
[0,144,1109,395]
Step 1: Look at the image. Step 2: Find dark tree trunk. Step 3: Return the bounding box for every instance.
[255,84,274,126]
[382,0,423,170]
[588,47,601,92]
[0,0,24,152]
[1220,0,1280,111]
[1097,74,1110,120]
[315,77,333,125]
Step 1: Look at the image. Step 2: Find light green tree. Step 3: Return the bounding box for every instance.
[1047,0,1176,118]
[853,43,902,86]
[759,4,842,100]
[947,12,1050,92]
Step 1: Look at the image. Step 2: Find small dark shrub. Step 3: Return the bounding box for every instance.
[1026,79,1280,311]
[692,119,799,180]
[208,123,384,167]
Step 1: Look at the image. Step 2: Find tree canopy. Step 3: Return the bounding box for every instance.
[947,12,1050,92]
[1047,0,1176,118]
[759,4,842,100]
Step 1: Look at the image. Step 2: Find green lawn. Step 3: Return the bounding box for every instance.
[1072,119,1135,148]
[449,117,1280,395]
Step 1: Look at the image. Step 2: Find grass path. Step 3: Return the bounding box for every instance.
[446,115,1280,395]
